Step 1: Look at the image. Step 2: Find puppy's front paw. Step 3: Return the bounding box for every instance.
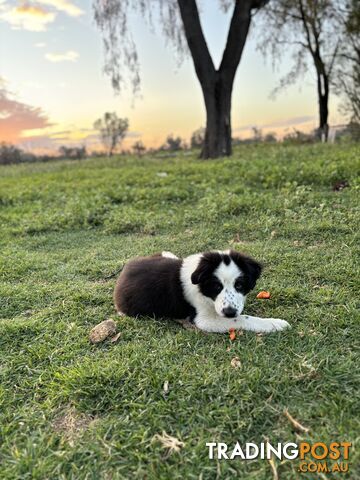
[267,318,290,331]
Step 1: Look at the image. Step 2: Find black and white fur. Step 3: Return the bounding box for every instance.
[114,250,290,333]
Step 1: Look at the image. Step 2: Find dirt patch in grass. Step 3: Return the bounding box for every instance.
[52,407,96,445]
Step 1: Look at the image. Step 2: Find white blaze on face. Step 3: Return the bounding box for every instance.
[213,260,245,317]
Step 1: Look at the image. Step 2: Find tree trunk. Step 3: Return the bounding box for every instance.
[298,0,331,143]
[177,0,259,159]
[317,71,329,142]
[201,75,232,158]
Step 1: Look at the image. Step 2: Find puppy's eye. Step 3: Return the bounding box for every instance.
[213,282,223,294]
[234,279,244,292]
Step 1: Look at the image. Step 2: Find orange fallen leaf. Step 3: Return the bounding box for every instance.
[229,328,236,341]
[257,291,271,299]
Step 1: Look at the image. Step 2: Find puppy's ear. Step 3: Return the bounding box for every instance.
[191,252,221,285]
[243,256,262,290]
[230,250,262,290]
[191,260,208,284]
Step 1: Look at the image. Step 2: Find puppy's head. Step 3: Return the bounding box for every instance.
[191,250,262,318]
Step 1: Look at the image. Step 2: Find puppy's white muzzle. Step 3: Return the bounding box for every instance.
[214,291,245,318]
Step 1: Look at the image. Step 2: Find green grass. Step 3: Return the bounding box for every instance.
[0,144,359,479]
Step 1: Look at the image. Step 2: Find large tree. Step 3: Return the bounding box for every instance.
[258,0,344,141]
[335,0,360,124]
[93,0,268,158]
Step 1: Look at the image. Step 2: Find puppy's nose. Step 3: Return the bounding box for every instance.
[222,306,237,318]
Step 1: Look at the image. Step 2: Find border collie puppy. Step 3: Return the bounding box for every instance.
[114,250,290,333]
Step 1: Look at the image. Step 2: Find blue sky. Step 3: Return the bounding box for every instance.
[0,0,343,152]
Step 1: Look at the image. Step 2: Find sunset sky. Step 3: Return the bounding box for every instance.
[0,0,344,153]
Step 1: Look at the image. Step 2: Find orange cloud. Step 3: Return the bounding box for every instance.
[17,4,48,16]
[0,3,56,31]
[0,82,52,143]
[36,0,83,17]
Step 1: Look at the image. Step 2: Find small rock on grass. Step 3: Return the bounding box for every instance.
[89,319,117,344]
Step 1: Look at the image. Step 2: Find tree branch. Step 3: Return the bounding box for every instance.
[219,0,253,82]
[298,0,315,57]
[277,39,308,49]
[328,40,340,77]
[177,0,215,86]
[339,52,359,63]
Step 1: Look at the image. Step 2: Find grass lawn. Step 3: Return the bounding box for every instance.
[0,144,359,479]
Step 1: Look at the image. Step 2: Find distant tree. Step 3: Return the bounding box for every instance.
[93,0,270,158]
[93,113,129,157]
[282,129,316,145]
[164,135,184,152]
[132,140,146,156]
[258,0,345,142]
[78,146,87,159]
[252,127,263,142]
[264,132,277,143]
[335,122,360,142]
[59,146,69,157]
[59,145,87,160]
[0,143,38,165]
[0,143,23,165]
[120,149,131,156]
[190,127,205,149]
